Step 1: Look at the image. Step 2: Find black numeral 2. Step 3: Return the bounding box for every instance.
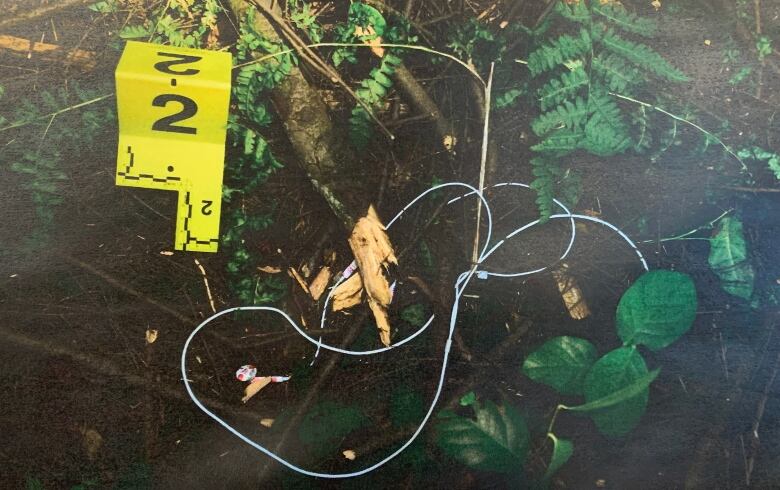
[151,94,198,134]
[154,52,202,75]
[201,200,213,215]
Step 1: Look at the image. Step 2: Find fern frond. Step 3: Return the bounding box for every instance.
[597,27,689,82]
[530,157,560,222]
[582,112,631,156]
[532,96,590,136]
[591,53,640,93]
[531,129,584,154]
[554,1,590,24]
[537,66,589,111]
[528,28,592,76]
[593,4,656,37]
[349,51,402,147]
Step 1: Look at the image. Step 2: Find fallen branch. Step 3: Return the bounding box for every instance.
[0,34,96,70]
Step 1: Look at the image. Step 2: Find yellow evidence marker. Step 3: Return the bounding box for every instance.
[115,41,231,252]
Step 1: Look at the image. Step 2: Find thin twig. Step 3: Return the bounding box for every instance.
[608,91,749,174]
[471,62,494,265]
[639,208,733,243]
[194,259,217,314]
[0,93,114,132]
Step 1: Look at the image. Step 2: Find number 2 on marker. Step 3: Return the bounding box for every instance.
[115,41,231,253]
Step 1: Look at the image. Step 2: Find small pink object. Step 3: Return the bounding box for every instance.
[342,261,358,278]
[236,364,257,382]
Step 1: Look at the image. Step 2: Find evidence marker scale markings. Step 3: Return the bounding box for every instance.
[115,41,231,252]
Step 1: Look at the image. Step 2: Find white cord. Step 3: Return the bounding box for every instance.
[180,181,648,479]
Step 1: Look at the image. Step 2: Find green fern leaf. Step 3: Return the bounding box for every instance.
[530,157,558,222]
[538,67,588,111]
[528,28,592,76]
[531,129,584,154]
[593,4,656,37]
[554,1,590,24]
[532,96,590,136]
[591,53,640,93]
[598,28,689,82]
[349,50,401,147]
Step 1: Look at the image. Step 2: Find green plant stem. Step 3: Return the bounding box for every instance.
[608,91,749,173]
[640,208,733,243]
[0,93,114,133]
[547,404,565,434]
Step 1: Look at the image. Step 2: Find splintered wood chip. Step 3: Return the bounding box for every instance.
[242,376,271,403]
[348,206,397,307]
[343,449,357,460]
[258,265,282,274]
[145,329,158,344]
[368,298,391,346]
[308,266,332,301]
[331,206,399,345]
[332,273,364,311]
[260,418,274,428]
[552,263,590,320]
[288,267,311,295]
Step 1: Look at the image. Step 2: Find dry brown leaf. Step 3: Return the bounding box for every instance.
[242,377,271,403]
[260,418,275,428]
[145,329,158,344]
[551,263,590,320]
[308,266,332,301]
[258,265,282,274]
[82,427,103,461]
[343,449,357,460]
[288,267,311,295]
[354,26,385,57]
[332,273,364,311]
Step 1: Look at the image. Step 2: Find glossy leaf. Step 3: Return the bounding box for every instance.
[708,217,755,300]
[578,347,654,436]
[542,433,574,483]
[616,270,697,350]
[436,400,529,473]
[522,336,597,395]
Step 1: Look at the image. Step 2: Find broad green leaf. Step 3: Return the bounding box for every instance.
[575,347,654,436]
[542,433,574,482]
[708,217,755,300]
[436,400,529,473]
[522,336,597,395]
[616,270,697,350]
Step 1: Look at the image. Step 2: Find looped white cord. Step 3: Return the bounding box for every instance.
[180,181,649,479]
